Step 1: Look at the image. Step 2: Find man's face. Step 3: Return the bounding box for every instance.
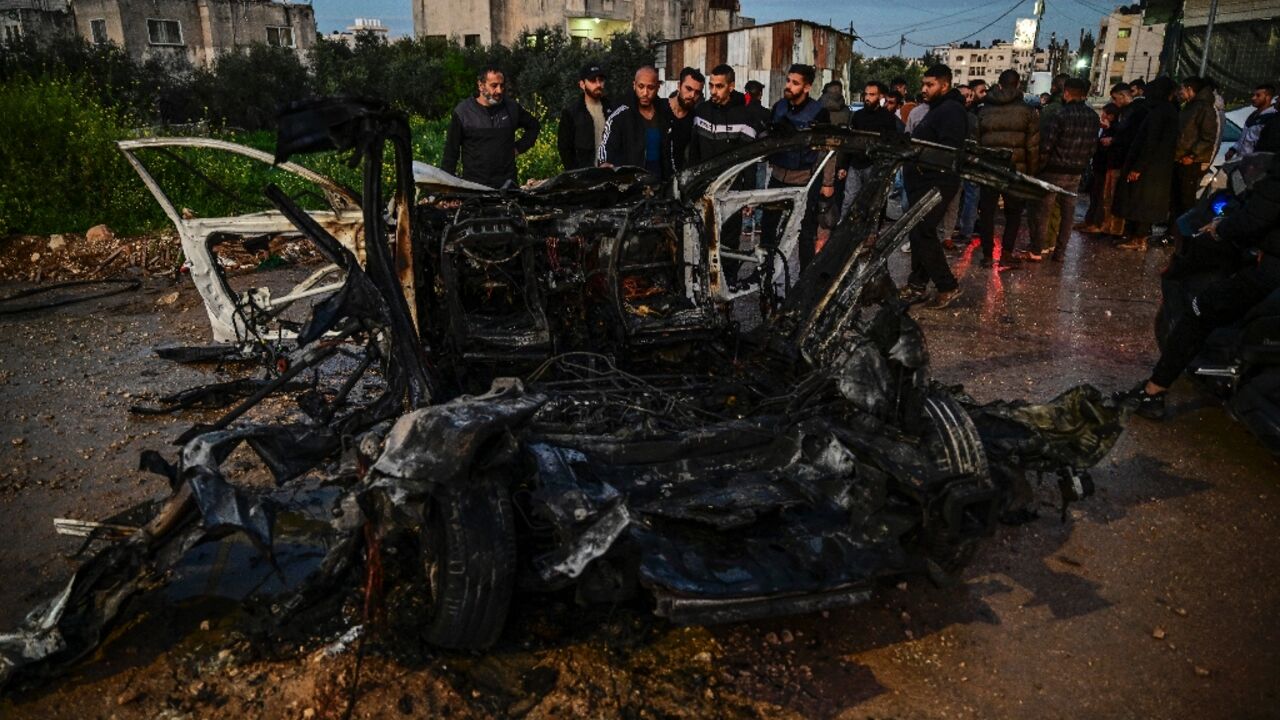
[1179,84,1194,103]
[1252,88,1273,110]
[579,75,605,101]
[478,72,504,106]
[634,69,658,109]
[921,75,949,103]
[972,83,988,102]
[677,76,704,109]
[959,86,974,106]
[782,72,811,105]
[709,73,733,105]
[1111,90,1132,108]
[892,83,907,95]
[863,84,882,107]
[884,97,899,113]
[1130,83,1143,96]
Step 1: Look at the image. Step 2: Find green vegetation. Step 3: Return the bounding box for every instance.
[0,29,647,235]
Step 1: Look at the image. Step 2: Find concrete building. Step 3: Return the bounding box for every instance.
[2,1,314,66]
[934,40,1053,88]
[1,0,73,43]
[328,17,390,48]
[1088,5,1165,96]
[656,20,855,107]
[412,0,752,47]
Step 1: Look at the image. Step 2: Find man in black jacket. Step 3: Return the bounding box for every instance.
[441,66,541,188]
[844,81,899,219]
[598,66,675,179]
[667,67,704,172]
[689,64,763,270]
[1123,152,1280,419]
[687,64,761,165]
[557,62,611,171]
[1029,78,1100,261]
[900,64,968,310]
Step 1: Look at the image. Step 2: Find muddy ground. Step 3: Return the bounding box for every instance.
[0,228,1278,719]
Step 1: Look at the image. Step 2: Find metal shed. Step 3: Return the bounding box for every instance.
[657,19,856,106]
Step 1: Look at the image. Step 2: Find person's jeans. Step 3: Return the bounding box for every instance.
[976,188,1026,261]
[1030,172,1081,254]
[939,190,961,243]
[762,176,825,271]
[958,180,979,237]
[905,182,960,292]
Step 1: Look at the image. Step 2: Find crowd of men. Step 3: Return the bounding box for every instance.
[440,62,1280,317]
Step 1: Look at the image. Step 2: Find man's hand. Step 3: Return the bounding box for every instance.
[837,168,848,180]
[1100,137,1113,147]
[820,185,835,198]
[1127,171,1141,182]
[1198,215,1223,239]
[1179,155,1195,166]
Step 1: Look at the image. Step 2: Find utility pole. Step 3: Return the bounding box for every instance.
[1199,0,1218,76]
[898,34,905,58]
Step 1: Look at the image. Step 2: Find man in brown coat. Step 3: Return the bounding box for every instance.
[1172,76,1221,219]
[975,69,1040,268]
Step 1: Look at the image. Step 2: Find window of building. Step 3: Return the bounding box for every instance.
[90,19,108,44]
[147,18,183,46]
[1117,28,1131,38]
[1110,75,1123,85]
[266,26,295,47]
[1114,52,1127,62]
[2,21,22,43]
[464,33,480,47]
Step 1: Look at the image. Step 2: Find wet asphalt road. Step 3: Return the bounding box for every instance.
[0,225,1278,718]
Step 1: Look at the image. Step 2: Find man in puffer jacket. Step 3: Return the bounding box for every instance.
[1122,152,1280,419]
[1029,77,1100,261]
[1173,76,1221,218]
[975,69,1040,268]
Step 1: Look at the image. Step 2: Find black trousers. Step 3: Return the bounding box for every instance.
[1125,219,1152,238]
[906,182,960,292]
[1151,264,1277,387]
[762,176,825,270]
[976,187,1026,261]
[1172,163,1203,220]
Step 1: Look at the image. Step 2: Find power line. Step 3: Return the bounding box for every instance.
[859,5,993,39]
[903,0,1030,48]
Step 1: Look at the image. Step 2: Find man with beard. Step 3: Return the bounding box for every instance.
[442,66,541,188]
[666,66,704,171]
[1173,76,1221,219]
[1226,83,1277,160]
[598,66,675,179]
[844,81,901,220]
[761,63,835,269]
[689,64,762,278]
[557,62,611,171]
[898,64,967,309]
[1114,76,1179,251]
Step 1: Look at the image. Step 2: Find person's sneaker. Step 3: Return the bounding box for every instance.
[1116,383,1167,420]
[1116,236,1148,251]
[898,284,929,305]
[1014,249,1043,262]
[1051,248,1064,262]
[924,287,963,310]
[942,237,958,252]
[996,260,1020,271]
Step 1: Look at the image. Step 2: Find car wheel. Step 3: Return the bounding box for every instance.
[420,478,517,650]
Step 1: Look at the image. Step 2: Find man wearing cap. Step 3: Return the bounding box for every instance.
[558,62,612,171]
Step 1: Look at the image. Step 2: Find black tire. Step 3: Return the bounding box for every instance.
[420,479,517,650]
[919,391,991,586]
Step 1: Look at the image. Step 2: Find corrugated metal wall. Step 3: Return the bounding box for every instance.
[659,20,854,106]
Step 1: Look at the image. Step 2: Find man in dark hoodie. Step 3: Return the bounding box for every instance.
[844,81,900,220]
[1172,76,1221,218]
[557,62,611,171]
[976,69,1039,268]
[762,64,835,269]
[667,67,705,172]
[899,64,968,310]
[1029,78,1100,261]
[598,66,675,179]
[1115,76,1179,251]
[442,66,541,188]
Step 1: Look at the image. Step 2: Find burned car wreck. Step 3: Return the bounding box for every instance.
[0,99,1126,686]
